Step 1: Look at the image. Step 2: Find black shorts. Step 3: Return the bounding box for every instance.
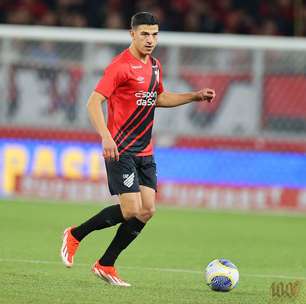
[105,155,157,195]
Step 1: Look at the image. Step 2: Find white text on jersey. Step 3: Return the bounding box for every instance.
[135,91,157,106]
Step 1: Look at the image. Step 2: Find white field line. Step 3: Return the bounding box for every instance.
[0,258,305,281]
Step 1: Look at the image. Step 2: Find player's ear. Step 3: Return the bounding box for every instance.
[129,29,135,40]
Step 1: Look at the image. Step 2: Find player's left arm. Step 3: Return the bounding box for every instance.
[156,88,216,108]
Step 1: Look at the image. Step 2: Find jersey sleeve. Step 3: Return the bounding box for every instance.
[157,61,164,95]
[95,63,126,98]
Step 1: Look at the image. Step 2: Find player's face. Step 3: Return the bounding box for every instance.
[131,24,159,56]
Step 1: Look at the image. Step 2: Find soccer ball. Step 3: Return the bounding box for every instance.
[205,259,239,292]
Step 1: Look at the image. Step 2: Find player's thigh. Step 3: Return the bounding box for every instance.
[139,185,156,222]
[119,192,142,220]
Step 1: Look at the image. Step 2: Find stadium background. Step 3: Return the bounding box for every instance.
[1,0,306,212]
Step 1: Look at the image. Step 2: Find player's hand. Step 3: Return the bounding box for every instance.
[196,88,216,103]
[102,136,119,161]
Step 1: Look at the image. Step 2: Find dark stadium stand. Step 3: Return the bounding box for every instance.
[0,0,299,36]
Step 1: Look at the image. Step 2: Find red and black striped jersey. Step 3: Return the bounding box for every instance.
[95,48,164,156]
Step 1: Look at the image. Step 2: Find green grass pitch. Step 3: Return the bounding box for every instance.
[0,199,305,304]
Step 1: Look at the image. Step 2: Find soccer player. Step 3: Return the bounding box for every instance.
[61,11,216,287]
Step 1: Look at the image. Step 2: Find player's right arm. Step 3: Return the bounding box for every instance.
[87,91,119,161]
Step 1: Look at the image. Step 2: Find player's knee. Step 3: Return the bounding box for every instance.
[120,203,141,219]
[140,206,156,222]
[146,207,156,219]
[122,208,140,219]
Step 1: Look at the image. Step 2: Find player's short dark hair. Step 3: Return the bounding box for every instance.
[130,12,159,29]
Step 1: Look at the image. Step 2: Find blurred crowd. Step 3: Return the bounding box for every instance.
[0,0,301,36]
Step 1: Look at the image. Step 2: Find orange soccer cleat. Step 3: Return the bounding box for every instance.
[60,227,80,267]
[92,261,131,287]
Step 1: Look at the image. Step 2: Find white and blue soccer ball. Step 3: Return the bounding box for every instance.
[205,259,239,292]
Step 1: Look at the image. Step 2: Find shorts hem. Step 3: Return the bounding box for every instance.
[109,188,141,195]
[139,183,157,192]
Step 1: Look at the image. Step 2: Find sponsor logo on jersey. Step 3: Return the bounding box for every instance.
[135,91,157,106]
[123,173,135,188]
